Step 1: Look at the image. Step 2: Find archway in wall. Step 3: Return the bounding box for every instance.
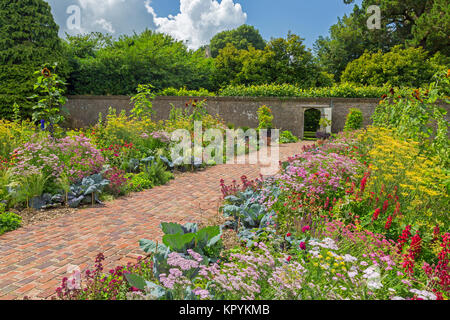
[303,108,321,140]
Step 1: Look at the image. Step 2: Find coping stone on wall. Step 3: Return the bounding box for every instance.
[65,95,450,138]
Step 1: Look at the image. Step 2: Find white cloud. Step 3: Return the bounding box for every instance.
[46,0,153,37]
[95,18,115,33]
[78,0,125,13]
[145,0,247,49]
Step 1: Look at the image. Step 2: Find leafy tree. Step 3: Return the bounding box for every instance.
[210,24,266,58]
[67,30,215,95]
[64,32,113,60]
[316,0,449,80]
[266,32,326,88]
[314,5,401,80]
[0,0,67,119]
[410,0,450,56]
[214,33,331,88]
[343,0,448,54]
[212,43,245,88]
[341,45,447,87]
[213,44,274,87]
[236,47,275,85]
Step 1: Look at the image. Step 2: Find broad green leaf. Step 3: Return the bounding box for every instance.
[139,238,168,254]
[160,222,184,235]
[124,273,147,291]
[196,225,221,247]
[163,233,195,252]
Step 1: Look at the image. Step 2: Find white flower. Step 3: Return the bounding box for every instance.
[409,289,437,300]
[391,296,405,300]
[363,266,380,280]
[367,279,383,290]
[343,254,358,263]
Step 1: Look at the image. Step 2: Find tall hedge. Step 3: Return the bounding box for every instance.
[0,0,67,119]
[66,30,215,95]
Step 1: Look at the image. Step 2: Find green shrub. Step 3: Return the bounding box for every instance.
[143,160,174,187]
[372,70,449,166]
[0,203,21,235]
[344,108,364,131]
[280,131,299,144]
[257,105,273,129]
[218,83,415,98]
[126,172,154,192]
[341,46,448,88]
[158,87,215,97]
[0,168,11,204]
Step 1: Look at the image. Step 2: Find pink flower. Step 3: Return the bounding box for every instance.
[299,242,306,250]
[302,225,311,233]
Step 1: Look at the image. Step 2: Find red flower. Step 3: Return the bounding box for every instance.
[286,233,292,237]
[393,201,401,216]
[397,225,412,254]
[372,208,381,221]
[385,216,393,230]
[402,253,415,275]
[433,225,440,241]
[299,242,306,250]
[287,256,292,262]
[382,200,389,212]
[410,231,422,258]
[360,173,369,193]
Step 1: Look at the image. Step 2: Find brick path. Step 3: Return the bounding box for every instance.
[0,142,310,300]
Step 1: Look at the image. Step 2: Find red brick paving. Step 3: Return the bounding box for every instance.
[0,142,310,300]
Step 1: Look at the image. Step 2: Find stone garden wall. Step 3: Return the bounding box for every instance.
[65,96,450,138]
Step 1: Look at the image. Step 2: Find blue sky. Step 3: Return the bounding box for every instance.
[46,0,363,50]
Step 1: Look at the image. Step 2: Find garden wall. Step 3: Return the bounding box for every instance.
[65,96,450,138]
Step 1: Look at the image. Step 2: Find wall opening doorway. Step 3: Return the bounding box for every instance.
[303,108,321,140]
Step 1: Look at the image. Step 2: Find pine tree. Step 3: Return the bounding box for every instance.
[0,0,66,119]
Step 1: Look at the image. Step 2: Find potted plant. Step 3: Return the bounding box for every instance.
[257,105,274,145]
